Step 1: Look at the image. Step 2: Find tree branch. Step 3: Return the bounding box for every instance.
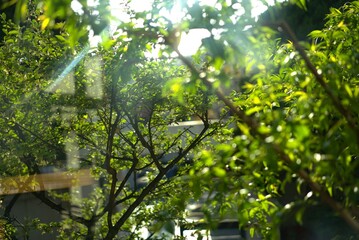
[277,21,359,145]
[104,119,210,239]
[173,46,359,234]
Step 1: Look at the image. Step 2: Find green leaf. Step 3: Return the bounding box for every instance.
[14,0,28,23]
[344,84,353,98]
[294,125,310,141]
[291,0,307,10]
[213,167,226,177]
[308,30,325,39]
[295,207,306,225]
[245,106,262,115]
[55,35,66,41]
[249,227,255,237]
[8,30,18,35]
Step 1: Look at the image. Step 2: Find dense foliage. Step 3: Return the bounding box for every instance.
[1,0,359,239]
[258,0,349,41]
[0,6,220,238]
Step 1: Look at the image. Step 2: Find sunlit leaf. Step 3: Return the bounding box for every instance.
[213,167,226,177]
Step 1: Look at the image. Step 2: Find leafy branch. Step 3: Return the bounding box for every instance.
[277,21,359,145]
[172,44,359,234]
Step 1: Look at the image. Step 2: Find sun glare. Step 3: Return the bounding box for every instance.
[168,0,276,56]
[178,29,211,56]
[104,0,278,56]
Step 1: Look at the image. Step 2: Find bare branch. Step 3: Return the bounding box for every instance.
[104,117,210,239]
